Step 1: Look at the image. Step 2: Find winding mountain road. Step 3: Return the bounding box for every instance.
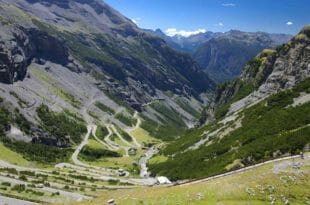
[71,125,94,167]
[91,125,116,150]
[104,125,120,150]
[69,125,122,176]
[111,124,134,147]
[127,111,142,148]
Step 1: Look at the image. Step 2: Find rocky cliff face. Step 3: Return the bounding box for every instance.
[193,31,292,83]
[0,27,30,84]
[215,25,310,116]
[0,25,74,84]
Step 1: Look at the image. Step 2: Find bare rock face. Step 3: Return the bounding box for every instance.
[0,27,70,84]
[192,30,293,83]
[214,25,310,114]
[0,30,30,84]
[27,28,69,65]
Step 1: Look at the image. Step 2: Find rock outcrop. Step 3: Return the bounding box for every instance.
[0,28,30,84]
[214,25,310,115]
[193,31,292,83]
[0,26,70,84]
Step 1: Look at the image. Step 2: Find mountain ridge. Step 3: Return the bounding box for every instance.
[146,28,292,83]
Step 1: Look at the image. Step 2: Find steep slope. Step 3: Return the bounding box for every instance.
[193,30,292,83]
[0,0,215,147]
[149,25,310,180]
[215,27,310,117]
[1,0,215,97]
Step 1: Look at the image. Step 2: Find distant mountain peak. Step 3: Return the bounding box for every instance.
[154,28,166,36]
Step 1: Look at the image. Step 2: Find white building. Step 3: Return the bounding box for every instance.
[156,176,171,184]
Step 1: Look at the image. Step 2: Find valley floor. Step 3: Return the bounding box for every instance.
[67,153,310,205]
[0,110,162,204]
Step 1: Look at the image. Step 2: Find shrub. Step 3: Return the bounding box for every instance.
[115,113,137,127]
[150,79,310,180]
[0,137,73,163]
[115,127,132,142]
[95,102,115,115]
[95,126,109,140]
[36,104,86,144]
[80,145,120,161]
[19,175,28,181]
[1,182,11,187]
[11,184,26,192]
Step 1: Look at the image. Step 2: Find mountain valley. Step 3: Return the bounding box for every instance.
[0,0,309,204]
[146,29,292,83]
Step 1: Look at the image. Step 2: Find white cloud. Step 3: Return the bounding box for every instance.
[286,21,293,26]
[214,22,224,27]
[131,17,141,25]
[165,28,206,37]
[222,3,236,7]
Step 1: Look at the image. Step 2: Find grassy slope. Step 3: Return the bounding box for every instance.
[115,113,137,127]
[140,103,187,141]
[79,137,120,161]
[36,104,87,145]
[130,127,159,146]
[0,143,29,166]
[95,126,109,141]
[87,138,108,150]
[69,154,310,205]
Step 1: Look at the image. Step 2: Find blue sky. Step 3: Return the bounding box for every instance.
[105,0,310,36]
